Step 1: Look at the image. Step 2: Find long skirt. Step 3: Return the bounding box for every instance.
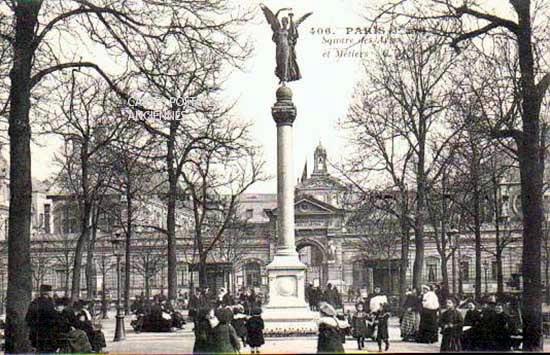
[401,310,418,339]
[417,309,438,344]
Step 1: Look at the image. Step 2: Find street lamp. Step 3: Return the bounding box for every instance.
[483,259,489,296]
[111,233,126,342]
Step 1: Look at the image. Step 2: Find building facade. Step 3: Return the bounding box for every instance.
[0,144,540,310]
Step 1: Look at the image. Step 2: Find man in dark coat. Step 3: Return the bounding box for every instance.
[188,288,201,320]
[305,283,313,305]
[26,284,58,353]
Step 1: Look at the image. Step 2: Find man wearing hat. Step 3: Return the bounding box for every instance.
[26,284,58,352]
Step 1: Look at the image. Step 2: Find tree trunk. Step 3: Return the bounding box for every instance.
[492,167,505,296]
[472,145,482,301]
[399,215,409,306]
[519,142,544,350]
[496,248,504,296]
[514,3,544,349]
[71,143,92,302]
[413,129,426,290]
[545,256,550,304]
[5,2,43,352]
[125,185,132,315]
[166,129,177,301]
[441,256,449,292]
[85,223,97,299]
[65,270,70,297]
[101,266,108,319]
[199,256,208,290]
[145,274,151,301]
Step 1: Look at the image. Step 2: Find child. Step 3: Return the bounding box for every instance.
[374,303,390,351]
[246,307,265,353]
[352,302,370,350]
[439,296,463,352]
[231,305,248,346]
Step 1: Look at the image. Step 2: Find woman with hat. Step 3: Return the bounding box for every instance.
[317,301,346,353]
[400,288,420,341]
[417,285,439,344]
[231,304,248,346]
[192,308,215,354]
[439,296,463,352]
[211,307,241,353]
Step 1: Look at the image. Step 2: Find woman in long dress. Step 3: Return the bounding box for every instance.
[439,297,463,352]
[400,288,420,341]
[192,308,215,354]
[417,285,440,343]
[317,302,346,353]
[211,307,241,354]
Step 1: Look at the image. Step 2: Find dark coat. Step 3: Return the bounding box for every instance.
[462,309,482,351]
[231,314,248,339]
[351,312,371,338]
[317,317,345,353]
[193,314,214,354]
[477,308,497,350]
[491,312,514,351]
[246,315,265,347]
[222,293,234,307]
[26,296,58,352]
[375,311,390,341]
[212,323,241,353]
[439,308,463,352]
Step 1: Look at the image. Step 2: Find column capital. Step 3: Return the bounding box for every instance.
[272,85,296,126]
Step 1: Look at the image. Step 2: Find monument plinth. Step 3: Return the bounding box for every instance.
[262,85,318,332]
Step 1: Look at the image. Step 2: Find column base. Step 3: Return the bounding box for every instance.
[263,254,318,333]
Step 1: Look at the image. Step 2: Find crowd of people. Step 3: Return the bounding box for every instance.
[25,284,106,353]
[399,284,522,352]
[130,294,186,332]
[305,283,343,311]
[310,282,523,353]
[188,287,266,354]
[25,280,524,354]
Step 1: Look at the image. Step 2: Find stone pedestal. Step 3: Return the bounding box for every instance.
[263,85,318,332]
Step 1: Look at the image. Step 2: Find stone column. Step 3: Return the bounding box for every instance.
[273,85,297,257]
[263,85,317,332]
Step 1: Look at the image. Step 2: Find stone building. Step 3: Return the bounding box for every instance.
[0,144,542,307]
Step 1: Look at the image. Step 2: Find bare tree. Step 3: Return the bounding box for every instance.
[345,205,402,294]
[368,0,550,348]
[182,128,266,288]
[29,246,51,294]
[339,29,458,291]
[131,232,168,301]
[1,0,252,350]
[47,76,125,302]
[103,127,161,313]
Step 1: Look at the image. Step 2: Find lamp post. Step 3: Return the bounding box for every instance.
[483,259,489,295]
[111,233,126,341]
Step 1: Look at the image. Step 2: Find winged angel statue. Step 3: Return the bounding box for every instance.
[260,4,313,83]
